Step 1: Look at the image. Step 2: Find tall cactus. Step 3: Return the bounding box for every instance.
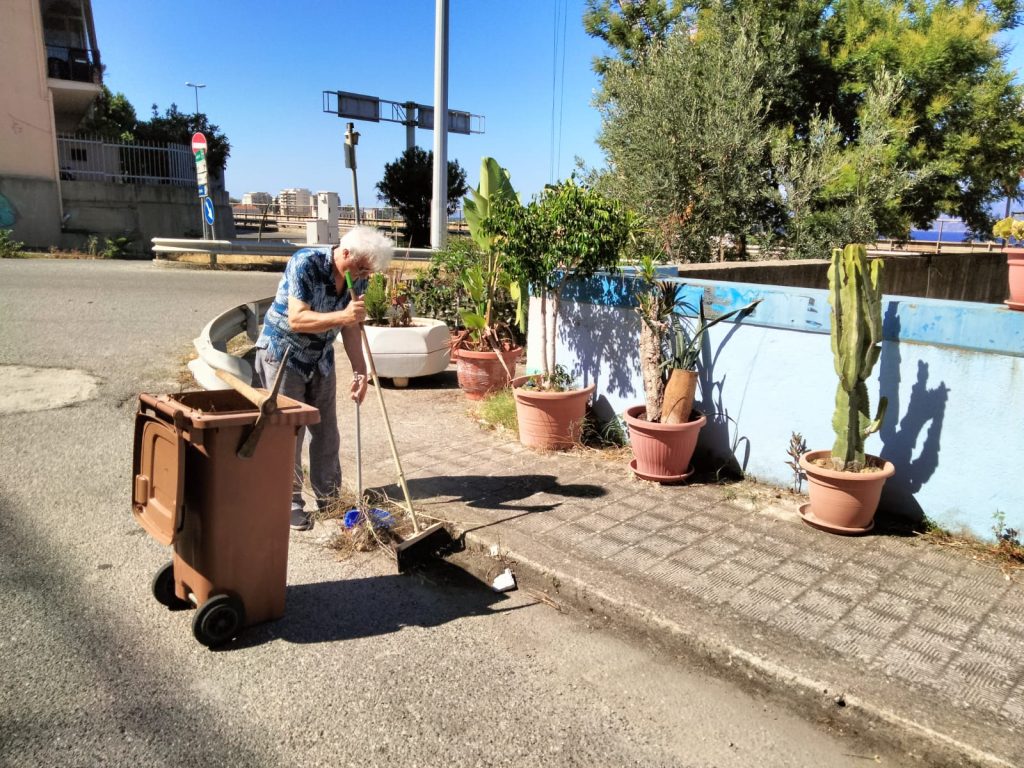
[828,244,888,471]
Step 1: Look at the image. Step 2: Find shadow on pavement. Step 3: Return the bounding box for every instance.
[377,473,607,515]
[228,559,527,649]
[374,368,460,390]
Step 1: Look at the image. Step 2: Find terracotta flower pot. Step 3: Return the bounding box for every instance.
[798,449,895,535]
[1006,247,1024,310]
[456,347,521,400]
[512,376,595,450]
[624,404,706,482]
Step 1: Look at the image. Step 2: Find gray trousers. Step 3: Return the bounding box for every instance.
[255,349,341,513]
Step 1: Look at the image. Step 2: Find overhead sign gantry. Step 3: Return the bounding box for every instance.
[322,90,484,151]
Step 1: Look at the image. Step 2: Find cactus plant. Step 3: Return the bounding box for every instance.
[827,244,888,471]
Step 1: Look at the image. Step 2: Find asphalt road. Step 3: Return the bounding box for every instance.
[0,259,909,767]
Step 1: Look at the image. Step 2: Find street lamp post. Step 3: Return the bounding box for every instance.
[185,81,206,115]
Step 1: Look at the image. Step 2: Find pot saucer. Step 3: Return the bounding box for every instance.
[629,459,694,484]
[1005,299,1024,311]
[798,503,874,536]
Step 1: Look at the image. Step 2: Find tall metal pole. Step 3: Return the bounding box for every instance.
[430,0,449,250]
[345,123,361,226]
[404,101,417,152]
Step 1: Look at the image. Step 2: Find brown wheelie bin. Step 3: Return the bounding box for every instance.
[131,388,319,647]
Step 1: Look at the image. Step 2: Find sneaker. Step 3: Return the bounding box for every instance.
[290,509,313,531]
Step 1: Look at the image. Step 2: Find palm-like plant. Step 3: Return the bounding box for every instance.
[635,257,759,422]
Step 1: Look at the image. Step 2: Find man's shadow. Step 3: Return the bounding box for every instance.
[377,473,607,519]
[229,559,526,649]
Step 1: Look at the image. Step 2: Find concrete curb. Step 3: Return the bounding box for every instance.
[450,526,1017,768]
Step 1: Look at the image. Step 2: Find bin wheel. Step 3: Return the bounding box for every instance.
[151,562,190,610]
[192,594,246,648]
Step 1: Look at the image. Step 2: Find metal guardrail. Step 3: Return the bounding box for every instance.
[153,237,435,261]
[188,297,273,390]
[153,237,300,257]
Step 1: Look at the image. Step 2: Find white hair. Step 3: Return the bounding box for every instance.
[337,226,394,272]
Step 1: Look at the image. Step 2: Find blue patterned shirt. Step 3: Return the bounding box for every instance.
[256,247,367,379]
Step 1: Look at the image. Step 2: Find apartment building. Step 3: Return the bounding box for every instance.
[1,0,232,252]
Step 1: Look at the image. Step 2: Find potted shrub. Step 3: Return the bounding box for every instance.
[358,267,450,387]
[455,157,523,399]
[486,177,634,450]
[798,243,895,534]
[625,257,759,481]
[992,215,1024,311]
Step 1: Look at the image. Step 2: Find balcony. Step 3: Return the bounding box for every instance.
[46,44,102,130]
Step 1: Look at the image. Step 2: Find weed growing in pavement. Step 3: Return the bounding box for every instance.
[475,389,518,435]
[785,431,808,492]
[581,414,628,449]
[993,511,1024,563]
[908,511,1024,579]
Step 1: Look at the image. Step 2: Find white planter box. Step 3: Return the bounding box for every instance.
[354,317,451,385]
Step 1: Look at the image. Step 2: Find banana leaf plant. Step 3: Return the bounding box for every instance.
[460,157,523,362]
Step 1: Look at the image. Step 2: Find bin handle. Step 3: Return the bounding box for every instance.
[137,393,191,438]
[222,347,291,458]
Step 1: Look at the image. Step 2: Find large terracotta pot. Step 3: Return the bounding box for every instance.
[1006,247,1024,310]
[456,347,521,400]
[798,450,895,535]
[512,376,595,450]
[624,404,706,483]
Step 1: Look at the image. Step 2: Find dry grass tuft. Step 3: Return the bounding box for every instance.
[916,527,1024,581]
[316,486,446,561]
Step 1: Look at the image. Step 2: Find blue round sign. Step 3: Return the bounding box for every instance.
[202,196,215,225]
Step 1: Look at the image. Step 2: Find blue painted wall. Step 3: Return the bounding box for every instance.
[526,274,1024,541]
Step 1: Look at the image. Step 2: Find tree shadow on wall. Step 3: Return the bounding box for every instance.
[558,276,643,424]
[692,307,756,479]
[876,304,949,526]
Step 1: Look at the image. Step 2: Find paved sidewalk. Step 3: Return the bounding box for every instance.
[327,367,1023,768]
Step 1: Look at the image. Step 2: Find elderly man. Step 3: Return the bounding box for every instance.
[255,225,394,530]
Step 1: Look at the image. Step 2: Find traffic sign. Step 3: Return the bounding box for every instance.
[197,183,207,197]
[191,132,208,153]
[193,148,206,164]
[203,196,215,225]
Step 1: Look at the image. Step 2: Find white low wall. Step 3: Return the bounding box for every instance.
[526,274,1024,541]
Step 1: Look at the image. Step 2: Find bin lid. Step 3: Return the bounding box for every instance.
[132,413,184,546]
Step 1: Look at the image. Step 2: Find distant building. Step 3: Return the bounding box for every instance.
[0,0,234,251]
[242,192,272,206]
[277,188,312,216]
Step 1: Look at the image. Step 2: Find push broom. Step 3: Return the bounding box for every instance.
[345,270,448,572]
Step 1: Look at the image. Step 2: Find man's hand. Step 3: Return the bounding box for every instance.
[350,373,368,403]
[342,294,366,327]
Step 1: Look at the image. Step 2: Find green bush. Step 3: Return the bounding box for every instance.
[101,235,133,259]
[363,273,389,325]
[410,238,520,342]
[0,229,25,258]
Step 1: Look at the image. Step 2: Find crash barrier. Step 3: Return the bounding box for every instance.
[189,297,273,390]
[152,237,433,263]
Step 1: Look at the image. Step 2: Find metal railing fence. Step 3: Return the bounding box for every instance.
[57,134,196,187]
[45,44,100,83]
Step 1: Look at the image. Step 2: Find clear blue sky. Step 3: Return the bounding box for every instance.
[92,0,608,206]
[93,1,1023,210]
